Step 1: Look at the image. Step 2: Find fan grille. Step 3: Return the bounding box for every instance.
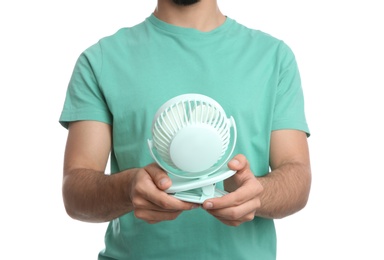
[152,95,231,173]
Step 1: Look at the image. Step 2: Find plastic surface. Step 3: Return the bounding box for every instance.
[147,93,238,203]
[169,126,223,172]
[166,167,236,203]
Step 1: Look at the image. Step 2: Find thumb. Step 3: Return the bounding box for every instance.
[227,154,248,172]
[224,154,250,192]
[144,163,172,190]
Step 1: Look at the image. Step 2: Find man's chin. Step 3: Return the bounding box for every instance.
[172,0,200,6]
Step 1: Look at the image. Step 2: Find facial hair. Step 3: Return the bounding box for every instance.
[172,0,200,6]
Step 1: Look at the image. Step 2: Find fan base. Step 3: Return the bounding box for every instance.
[165,167,236,203]
[168,185,228,203]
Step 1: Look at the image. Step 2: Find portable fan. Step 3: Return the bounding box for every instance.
[147,93,237,203]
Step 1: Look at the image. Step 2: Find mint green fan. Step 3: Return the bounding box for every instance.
[148,94,237,203]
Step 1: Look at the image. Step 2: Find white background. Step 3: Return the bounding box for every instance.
[1,0,383,259]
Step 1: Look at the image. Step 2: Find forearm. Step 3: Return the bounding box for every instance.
[62,168,134,223]
[256,161,311,219]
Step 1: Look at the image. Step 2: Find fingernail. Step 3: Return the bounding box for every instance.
[231,159,240,166]
[191,204,199,209]
[159,178,168,186]
[205,202,213,209]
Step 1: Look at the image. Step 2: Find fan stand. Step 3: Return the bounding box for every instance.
[148,138,237,204]
[165,167,236,203]
[147,94,238,204]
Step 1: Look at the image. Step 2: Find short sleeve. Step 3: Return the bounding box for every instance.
[272,42,310,136]
[59,43,112,129]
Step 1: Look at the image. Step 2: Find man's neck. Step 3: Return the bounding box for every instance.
[154,0,225,32]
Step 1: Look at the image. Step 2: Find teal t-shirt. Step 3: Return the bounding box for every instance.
[60,14,309,260]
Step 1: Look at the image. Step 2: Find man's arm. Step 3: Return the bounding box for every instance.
[62,120,197,223]
[202,129,311,225]
[257,129,311,219]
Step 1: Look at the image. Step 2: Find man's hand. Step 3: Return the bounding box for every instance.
[202,130,311,225]
[202,154,264,226]
[63,120,198,224]
[129,163,199,224]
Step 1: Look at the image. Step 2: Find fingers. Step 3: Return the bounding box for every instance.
[143,163,200,210]
[135,209,184,224]
[132,166,195,211]
[130,164,199,223]
[202,183,256,210]
[224,154,251,192]
[144,163,172,190]
[133,187,195,212]
[204,154,253,210]
[206,201,258,226]
[201,154,263,226]
[132,186,198,223]
[204,185,260,226]
[202,186,261,226]
[227,154,249,172]
[133,196,186,223]
[136,155,258,225]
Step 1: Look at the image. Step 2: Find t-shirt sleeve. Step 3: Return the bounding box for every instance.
[272,42,310,136]
[59,42,112,129]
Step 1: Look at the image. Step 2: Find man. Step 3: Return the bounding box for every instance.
[59,0,311,259]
